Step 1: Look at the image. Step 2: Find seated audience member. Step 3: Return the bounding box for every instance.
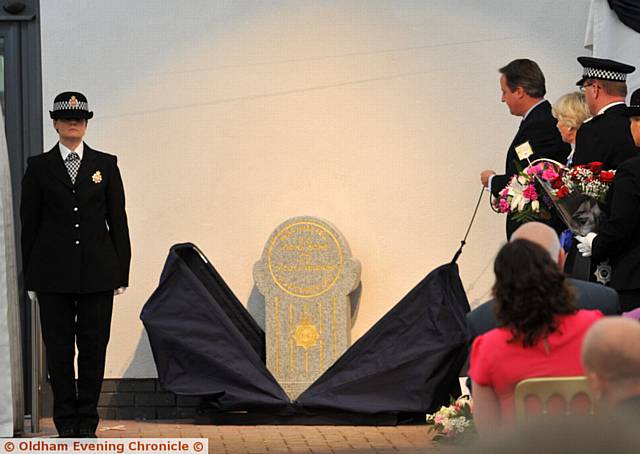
[468,239,603,435]
[466,222,619,344]
[552,91,591,166]
[582,317,640,416]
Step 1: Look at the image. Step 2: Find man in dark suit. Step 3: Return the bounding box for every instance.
[577,89,640,312]
[21,92,131,437]
[480,59,570,239]
[466,222,620,344]
[573,57,637,169]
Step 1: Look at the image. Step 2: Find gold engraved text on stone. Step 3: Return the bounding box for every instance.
[267,222,343,298]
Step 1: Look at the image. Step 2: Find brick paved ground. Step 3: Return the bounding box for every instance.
[29,418,440,453]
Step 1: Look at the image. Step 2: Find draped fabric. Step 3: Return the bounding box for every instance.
[607,0,640,34]
[586,0,640,91]
[0,105,22,436]
[141,243,469,421]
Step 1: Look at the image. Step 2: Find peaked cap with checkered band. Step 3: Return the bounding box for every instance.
[576,57,635,86]
[50,91,94,120]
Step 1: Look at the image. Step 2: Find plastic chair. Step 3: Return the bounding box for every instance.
[514,376,595,421]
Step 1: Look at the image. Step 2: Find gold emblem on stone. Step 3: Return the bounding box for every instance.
[294,316,319,350]
[92,171,102,184]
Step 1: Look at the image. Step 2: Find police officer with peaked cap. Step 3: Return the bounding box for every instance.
[573,56,638,169]
[20,92,131,437]
[577,88,640,312]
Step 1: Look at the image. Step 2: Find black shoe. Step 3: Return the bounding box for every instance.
[57,428,75,438]
[76,429,97,438]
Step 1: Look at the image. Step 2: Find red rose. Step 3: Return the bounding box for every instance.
[590,162,603,174]
[557,186,570,198]
[551,177,564,189]
[600,171,615,183]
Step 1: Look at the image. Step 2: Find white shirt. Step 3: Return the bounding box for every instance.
[59,141,84,161]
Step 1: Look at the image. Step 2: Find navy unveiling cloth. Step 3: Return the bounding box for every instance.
[607,0,640,34]
[141,243,470,418]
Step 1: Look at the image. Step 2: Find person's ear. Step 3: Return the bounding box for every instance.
[557,248,566,270]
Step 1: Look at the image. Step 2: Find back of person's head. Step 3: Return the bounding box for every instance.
[582,317,640,405]
[599,79,628,98]
[511,222,562,264]
[493,239,575,347]
[552,92,591,129]
[499,59,546,98]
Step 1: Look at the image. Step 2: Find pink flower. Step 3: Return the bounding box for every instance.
[499,199,510,213]
[523,184,538,201]
[542,168,559,181]
[434,414,444,424]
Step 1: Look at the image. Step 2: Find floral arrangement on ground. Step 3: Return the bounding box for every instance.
[426,395,475,443]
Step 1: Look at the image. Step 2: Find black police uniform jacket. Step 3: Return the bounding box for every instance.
[21,143,131,294]
[490,100,571,238]
[573,103,638,169]
[592,155,640,291]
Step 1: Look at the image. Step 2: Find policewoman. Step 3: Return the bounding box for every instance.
[20,92,131,437]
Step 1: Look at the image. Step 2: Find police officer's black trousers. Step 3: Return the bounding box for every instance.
[37,291,113,435]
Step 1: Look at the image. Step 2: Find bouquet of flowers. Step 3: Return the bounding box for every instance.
[492,161,561,223]
[540,161,615,235]
[426,395,475,443]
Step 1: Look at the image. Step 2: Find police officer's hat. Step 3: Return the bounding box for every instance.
[49,91,94,120]
[576,56,635,86]
[623,88,640,118]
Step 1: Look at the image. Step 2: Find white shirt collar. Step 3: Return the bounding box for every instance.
[59,142,84,161]
[523,99,546,120]
[596,101,625,116]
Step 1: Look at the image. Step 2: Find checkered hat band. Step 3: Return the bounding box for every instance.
[583,67,627,82]
[53,100,89,111]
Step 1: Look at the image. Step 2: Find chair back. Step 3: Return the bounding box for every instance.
[514,376,594,421]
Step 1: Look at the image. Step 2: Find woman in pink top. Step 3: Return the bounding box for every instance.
[469,239,602,435]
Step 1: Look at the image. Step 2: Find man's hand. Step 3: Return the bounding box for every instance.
[27,291,37,303]
[480,170,496,188]
[576,233,597,257]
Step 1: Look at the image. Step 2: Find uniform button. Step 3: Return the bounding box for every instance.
[72,190,76,194]
[75,224,79,228]
[73,207,78,211]
[75,240,80,245]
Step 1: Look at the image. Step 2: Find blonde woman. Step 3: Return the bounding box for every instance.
[552,92,591,165]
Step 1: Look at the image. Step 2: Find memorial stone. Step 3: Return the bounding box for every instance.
[254,216,361,400]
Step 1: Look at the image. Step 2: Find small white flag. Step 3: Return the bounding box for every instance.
[515,141,534,161]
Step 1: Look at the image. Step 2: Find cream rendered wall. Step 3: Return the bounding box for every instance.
[40,0,591,377]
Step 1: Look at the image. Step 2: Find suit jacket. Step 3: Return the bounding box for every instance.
[573,103,638,169]
[592,156,640,291]
[490,101,571,238]
[21,143,131,294]
[466,278,620,343]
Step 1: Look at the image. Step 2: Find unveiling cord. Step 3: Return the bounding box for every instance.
[451,186,485,264]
